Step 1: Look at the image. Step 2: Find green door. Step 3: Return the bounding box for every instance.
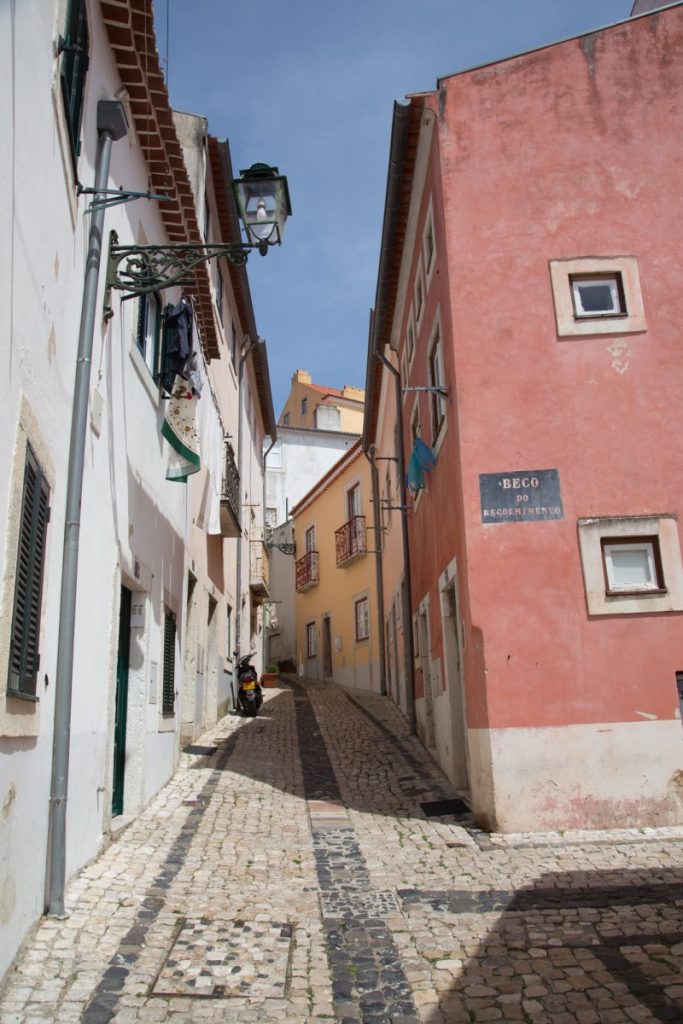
[112,586,132,816]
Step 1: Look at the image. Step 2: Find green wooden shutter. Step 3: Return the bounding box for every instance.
[162,610,176,715]
[59,0,89,168]
[8,447,50,697]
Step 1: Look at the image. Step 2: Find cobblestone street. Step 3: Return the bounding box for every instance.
[2,678,682,1024]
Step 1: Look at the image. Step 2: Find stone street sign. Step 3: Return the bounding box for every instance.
[479,469,563,523]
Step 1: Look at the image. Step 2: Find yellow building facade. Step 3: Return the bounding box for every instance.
[292,440,380,691]
[279,369,365,434]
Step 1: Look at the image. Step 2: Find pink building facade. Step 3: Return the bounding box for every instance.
[365,3,683,831]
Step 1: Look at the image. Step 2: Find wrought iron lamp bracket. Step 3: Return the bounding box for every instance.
[105,230,265,302]
[266,542,296,556]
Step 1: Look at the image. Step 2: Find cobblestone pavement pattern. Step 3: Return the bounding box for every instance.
[1,677,683,1023]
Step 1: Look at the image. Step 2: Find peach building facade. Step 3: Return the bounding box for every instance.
[366,3,683,831]
[292,441,380,691]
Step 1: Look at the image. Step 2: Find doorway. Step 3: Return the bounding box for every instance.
[112,586,131,817]
[441,577,470,793]
[322,615,333,680]
[418,605,436,750]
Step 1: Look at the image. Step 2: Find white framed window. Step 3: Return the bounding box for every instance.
[428,323,446,447]
[423,200,436,289]
[602,538,663,595]
[571,275,624,318]
[549,256,646,337]
[414,266,425,326]
[136,292,161,376]
[354,596,369,642]
[306,621,317,658]
[406,316,416,368]
[301,397,308,417]
[577,515,683,616]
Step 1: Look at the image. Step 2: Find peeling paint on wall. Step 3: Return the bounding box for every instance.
[606,338,632,374]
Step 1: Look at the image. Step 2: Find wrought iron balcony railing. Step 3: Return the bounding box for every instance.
[296,551,319,592]
[219,442,240,538]
[335,515,367,567]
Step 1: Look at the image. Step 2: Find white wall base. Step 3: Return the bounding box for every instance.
[469,720,683,832]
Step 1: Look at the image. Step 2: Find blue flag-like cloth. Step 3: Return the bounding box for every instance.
[414,436,436,472]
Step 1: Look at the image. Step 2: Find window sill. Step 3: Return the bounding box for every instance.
[606,587,667,598]
[6,689,39,704]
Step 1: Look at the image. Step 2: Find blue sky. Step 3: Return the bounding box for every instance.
[157,0,634,417]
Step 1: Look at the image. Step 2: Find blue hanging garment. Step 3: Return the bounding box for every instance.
[414,436,436,472]
[407,449,426,495]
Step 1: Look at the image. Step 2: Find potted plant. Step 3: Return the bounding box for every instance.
[261,663,279,687]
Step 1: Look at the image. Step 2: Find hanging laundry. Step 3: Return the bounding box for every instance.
[162,372,201,481]
[163,294,194,379]
[407,448,426,495]
[414,436,436,472]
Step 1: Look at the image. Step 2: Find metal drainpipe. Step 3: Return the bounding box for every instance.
[376,347,417,734]
[234,335,256,675]
[363,446,387,696]
[261,435,276,676]
[47,102,128,916]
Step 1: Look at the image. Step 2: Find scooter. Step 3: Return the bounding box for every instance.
[235,651,263,717]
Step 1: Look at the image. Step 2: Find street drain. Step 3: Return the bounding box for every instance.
[183,745,218,756]
[420,798,470,817]
[152,917,293,998]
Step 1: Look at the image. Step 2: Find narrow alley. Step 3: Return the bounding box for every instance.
[2,679,682,1024]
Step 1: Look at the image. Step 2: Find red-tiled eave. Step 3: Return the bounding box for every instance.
[207,136,276,438]
[99,0,220,359]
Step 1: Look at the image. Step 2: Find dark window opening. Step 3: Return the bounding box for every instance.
[162,609,176,715]
[59,0,89,171]
[8,446,50,698]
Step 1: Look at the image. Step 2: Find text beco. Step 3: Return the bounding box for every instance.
[500,476,539,490]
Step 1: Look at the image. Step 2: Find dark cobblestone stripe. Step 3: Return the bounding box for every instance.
[399,880,683,914]
[81,731,242,1024]
[289,680,420,1024]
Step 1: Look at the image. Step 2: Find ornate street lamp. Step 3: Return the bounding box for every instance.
[105,162,292,297]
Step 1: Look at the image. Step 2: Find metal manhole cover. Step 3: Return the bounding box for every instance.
[152,917,293,998]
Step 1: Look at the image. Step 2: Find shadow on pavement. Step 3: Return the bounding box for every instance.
[416,867,683,1023]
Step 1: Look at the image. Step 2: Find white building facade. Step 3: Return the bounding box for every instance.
[0,0,275,980]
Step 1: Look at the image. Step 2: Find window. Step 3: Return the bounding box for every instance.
[424,221,435,274]
[231,322,237,369]
[59,0,89,170]
[306,621,317,658]
[216,264,224,324]
[301,397,308,417]
[347,483,361,521]
[305,525,316,553]
[355,596,369,642]
[571,275,625,318]
[601,537,664,595]
[415,272,424,324]
[384,466,393,528]
[406,319,415,366]
[549,257,646,337]
[265,507,277,539]
[577,515,683,616]
[428,326,446,443]
[267,442,282,469]
[162,609,176,715]
[410,402,421,450]
[226,603,233,658]
[283,412,290,426]
[136,292,161,376]
[7,446,50,698]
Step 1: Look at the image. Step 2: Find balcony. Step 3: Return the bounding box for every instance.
[220,442,240,539]
[335,515,367,567]
[250,540,270,601]
[296,551,319,592]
